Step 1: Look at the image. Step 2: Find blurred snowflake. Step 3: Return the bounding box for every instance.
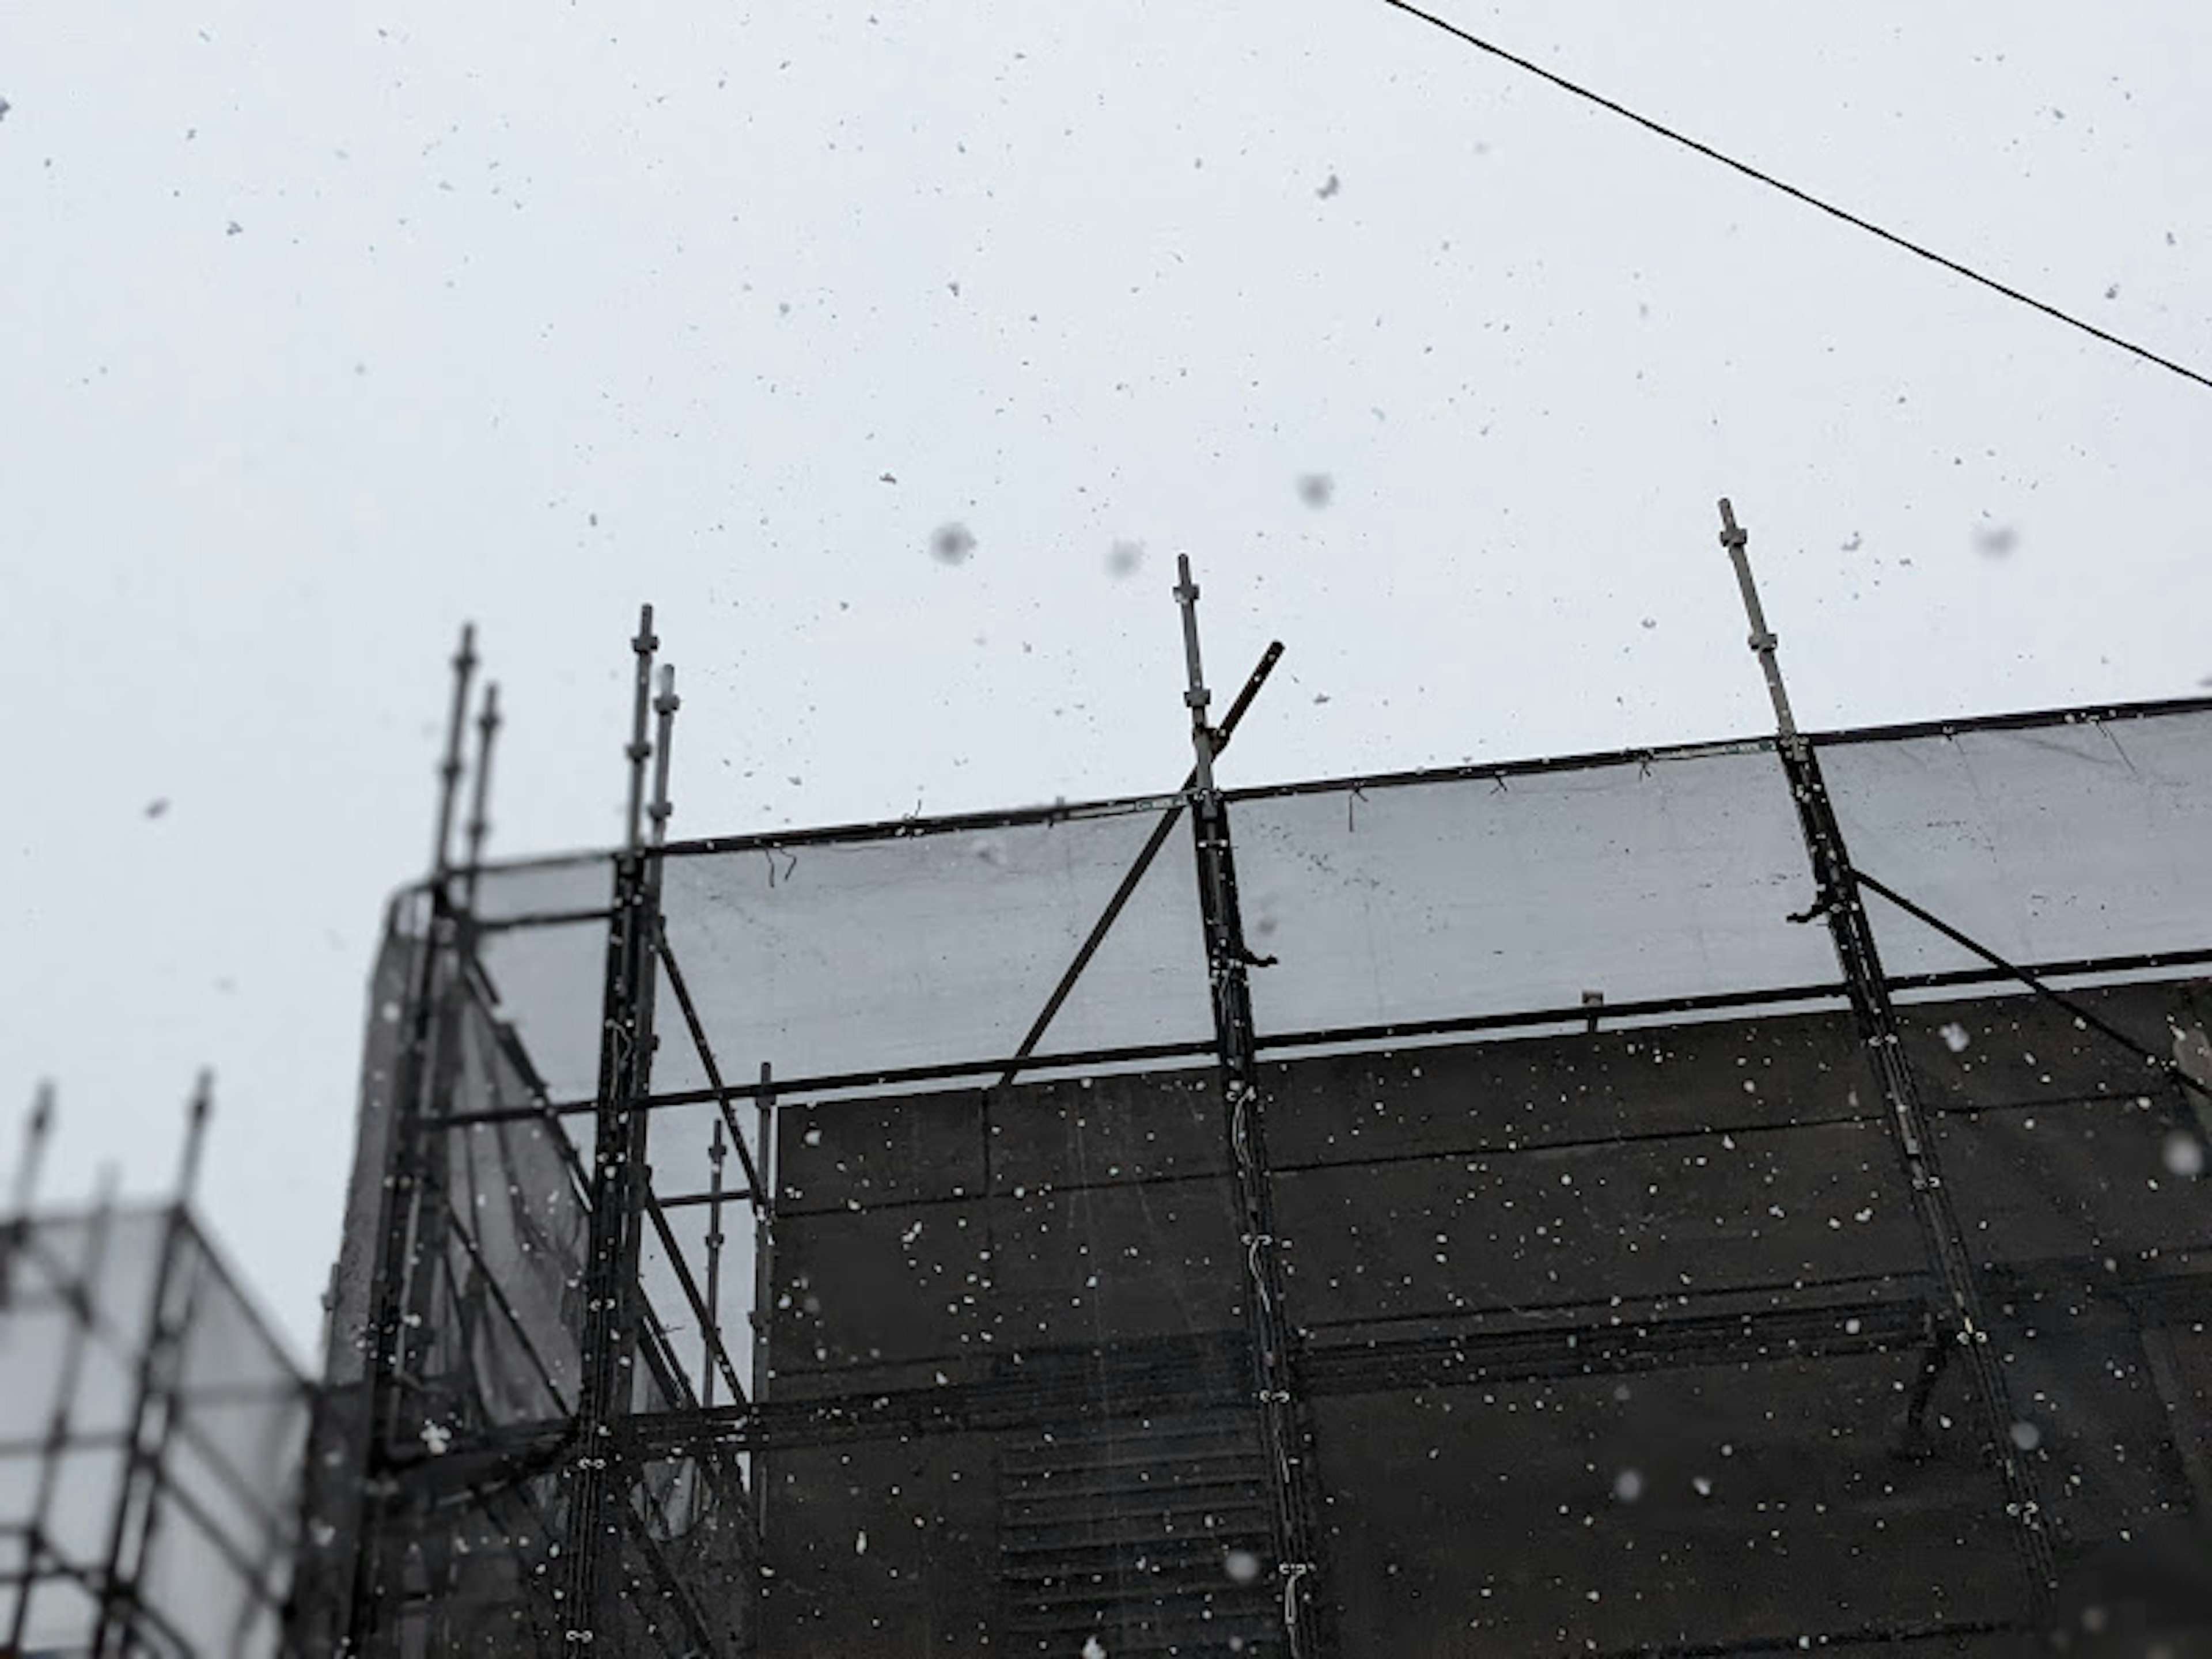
[931,522,976,565]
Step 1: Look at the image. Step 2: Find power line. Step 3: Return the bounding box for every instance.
[1376,0,2212,394]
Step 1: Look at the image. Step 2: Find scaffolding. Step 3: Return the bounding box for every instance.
[0,1080,310,1657]
[301,510,2212,1656]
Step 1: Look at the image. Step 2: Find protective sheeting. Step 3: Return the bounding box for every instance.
[473,914,613,1105]
[1824,707,2212,976]
[1277,989,2211,1653]
[722,983,2212,1656]
[653,804,1214,1093]
[1232,744,1842,1036]
[0,1203,306,1658]
[1316,1349,2026,1650]
[465,852,616,926]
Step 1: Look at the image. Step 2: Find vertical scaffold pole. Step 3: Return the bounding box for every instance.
[462,681,503,915]
[649,664,680,851]
[1172,556,1330,1659]
[1715,498,2056,1615]
[6,1167,116,1654]
[751,1061,778,1544]
[343,623,490,1652]
[7,1080,54,1217]
[93,1074,214,1658]
[0,1081,55,1308]
[561,608,671,1647]
[432,625,479,881]
[703,1120,728,1411]
[626,606,660,853]
[175,1067,211,1205]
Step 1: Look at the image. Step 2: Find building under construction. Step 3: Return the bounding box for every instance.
[281,512,2212,1654]
[0,1082,310,1657]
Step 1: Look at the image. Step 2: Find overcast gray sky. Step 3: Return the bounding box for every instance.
[4,2,2209,1360]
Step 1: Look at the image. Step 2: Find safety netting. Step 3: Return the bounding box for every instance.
[306,699,2212,1657]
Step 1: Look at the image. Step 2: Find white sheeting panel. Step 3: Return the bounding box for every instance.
[1821,710,2212,975]
[654,806,1213,1091]
[1232,747,1840,1039]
